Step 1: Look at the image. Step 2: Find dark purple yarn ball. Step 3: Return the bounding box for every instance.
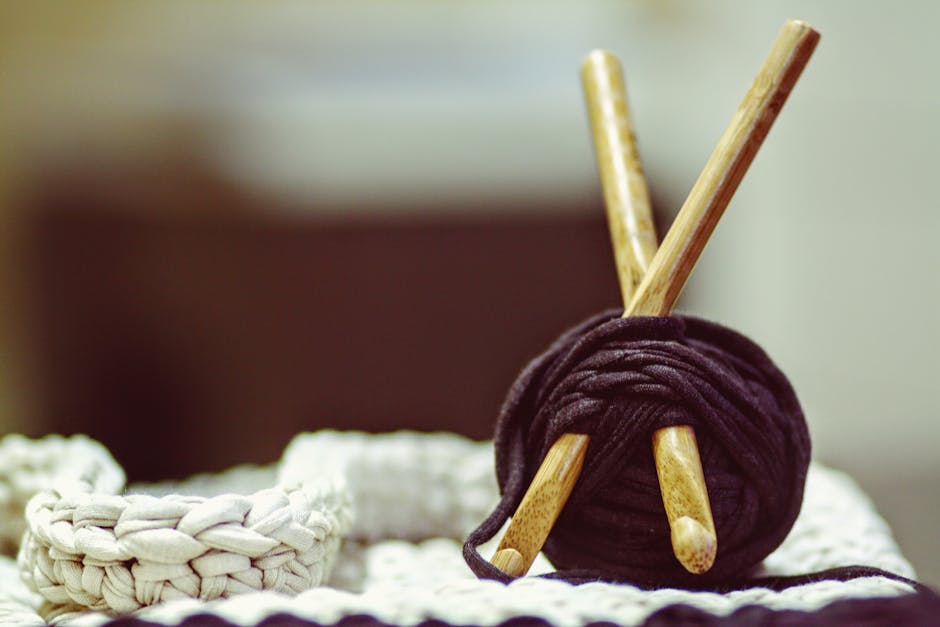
[464,311,810,587]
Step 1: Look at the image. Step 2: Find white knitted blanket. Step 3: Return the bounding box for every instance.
[0,431,919,626]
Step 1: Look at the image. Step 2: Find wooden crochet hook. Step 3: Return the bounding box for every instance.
[490,50,660,578]
[490,20,819,578]
[583,50,717,575]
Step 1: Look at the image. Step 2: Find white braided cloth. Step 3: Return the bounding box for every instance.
[16,441,352,619]
[0,434,124,557]
[0,430,921,626]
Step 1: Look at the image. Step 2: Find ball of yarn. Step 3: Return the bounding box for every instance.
[464,311,810,587]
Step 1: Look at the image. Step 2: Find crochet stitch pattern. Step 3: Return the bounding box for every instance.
[18,464,351,619]
[0,431,927,626]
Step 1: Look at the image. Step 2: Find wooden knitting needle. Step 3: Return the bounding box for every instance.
[580,53,722,572]
[629,20,819,314]
[583,51,659,297]
[490,20,819,578]
[582,51,717,575]
[641,22,817,569]
[491,50,659,578]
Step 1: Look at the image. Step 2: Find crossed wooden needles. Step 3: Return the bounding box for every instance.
[490,20,819,578]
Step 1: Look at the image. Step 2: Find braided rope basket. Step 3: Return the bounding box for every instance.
[10,435,351,620]
[0,431,922,626]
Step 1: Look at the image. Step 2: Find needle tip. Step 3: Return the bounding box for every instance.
[492,548,527,578]
[671,516,717,574]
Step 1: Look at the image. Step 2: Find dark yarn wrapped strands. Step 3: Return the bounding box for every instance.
[464,311,811,588]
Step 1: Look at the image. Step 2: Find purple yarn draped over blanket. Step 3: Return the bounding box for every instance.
[464,311,811,587]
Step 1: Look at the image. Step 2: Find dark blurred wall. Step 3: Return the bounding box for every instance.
[21,164,636,481]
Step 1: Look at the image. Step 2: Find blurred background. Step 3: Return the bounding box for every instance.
[0,1,937,583]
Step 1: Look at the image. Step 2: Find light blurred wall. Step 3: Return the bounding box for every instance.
[607,1,940,584]
[631,0,940,584]
[639,0,940,486]
[0,0,937,581]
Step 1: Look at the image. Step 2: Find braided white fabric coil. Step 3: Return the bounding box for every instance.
[0,434,124,557]
[15,437,351,619]
[0,430,920,626]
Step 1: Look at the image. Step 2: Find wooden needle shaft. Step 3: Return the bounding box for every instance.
[629,20,819,316]
[587,53,717,575]
[491,432,589,576]
[582,50,659,300]
[583,53,721,574]
[644,23,819,570]
[492,51,657,577]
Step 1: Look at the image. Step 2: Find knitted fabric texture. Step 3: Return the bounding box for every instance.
[0,432,925,626]
[17,462,352,618]
[465,311,810,586]
[280,431,497,542]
